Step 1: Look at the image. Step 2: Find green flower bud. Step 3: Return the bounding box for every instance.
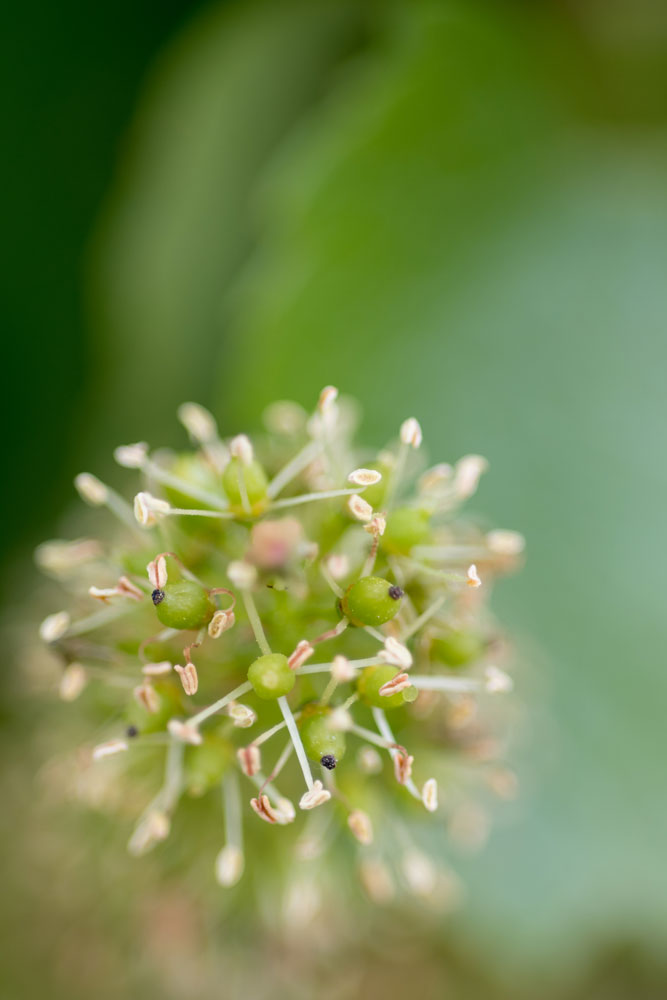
[357,664,408,709]
[341,576,404,627]
[247,653,295,700]
[222,457,269,516]
[299,705,346,765]
[432,631,484,668]
[152,580,216,631]
[382,506,431,555]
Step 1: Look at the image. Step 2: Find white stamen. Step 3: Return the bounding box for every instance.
[59,663,87,701]
[278,696,313,791]
[359,859,395,904]
[134,491,171,527]
[364,514,386,537]
[484,666,513,693]
[250,794,282,824]
[114,442,148,469]
[400,417,422,448]
[167,719,202,745]
[128,810,170,856]
[288,640,314,671]
[348,494,373,522]
[177,402,218,443]
[419,463,453,493]
[230,434,254,466]
[394,752,414,785]
[378,636,412,669]
[134,683,160,714]
[227,702,256,728]
[317,385,338,414]
[35,538,102,575]
[454,455,488,499]
[299,780,331,810]
[237,745,261,777]
[331,655,355,683]
[329,707,353,732]
[486,529,525,555]
[74,473,109,506]
[227,560,257,589]
[93,739,128,760]
[422,778,438,813]
[147,555,168,590]
[208,609,235,637]
[325,554,349,581]
[142,661,172,676]
[215,844,244,887]
[275,797,296,823]
[174,662,198,696]
[402,850,437,896]
[348,809,373,846]
[357,746,383,774]
[347,468,382,487]
[379,672,412,698]
[39,611,70,642]
[466,564,482,588]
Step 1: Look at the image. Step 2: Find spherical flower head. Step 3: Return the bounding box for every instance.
[35,386,522,907]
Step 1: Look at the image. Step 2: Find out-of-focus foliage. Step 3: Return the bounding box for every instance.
[5,0,667,997]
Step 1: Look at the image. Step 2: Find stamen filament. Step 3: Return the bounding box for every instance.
[267,440,323,499]
[189,681,253,727]
[143,457,228,510]
[297,656,381,676]
[223,770,243,852]
[400,594,447,641]
[372,707,421,801]
[269,487,360,510]
[410,674,484,693]
[240,589,271,655]
[278,696,313,790]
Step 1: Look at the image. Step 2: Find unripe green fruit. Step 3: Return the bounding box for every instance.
[382,506,431,555]
[341,576,403,627]
[222,457,269,516]
[153,580,215,630]
[357,664,409,709]
[432,631,484,668]
[184,733,231,796]
[165,454,222,510]
[247,653,295,700]
[299,705,346,764]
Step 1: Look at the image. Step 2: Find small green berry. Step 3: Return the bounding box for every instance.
[222,457,269,516]
[432,631,484,668]
[299,705,346,764]
[357,664,408,709]
[382,506,431,555]
[152,580,216,631]
[247,653,295,700]
[341,576,404,627]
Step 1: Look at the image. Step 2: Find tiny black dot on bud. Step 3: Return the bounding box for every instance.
[151,589,165,605]
[388,585,404,600]
[320,754,337,770]
[126,725,139,738]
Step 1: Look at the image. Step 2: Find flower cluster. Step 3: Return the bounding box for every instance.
[37,388,523,905]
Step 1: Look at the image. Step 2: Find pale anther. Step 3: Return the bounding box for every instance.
[348,494,373,523]
[400,417,423,448]
[74,473,109,506]
[114,442,148,469]
[347,468,382,487]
